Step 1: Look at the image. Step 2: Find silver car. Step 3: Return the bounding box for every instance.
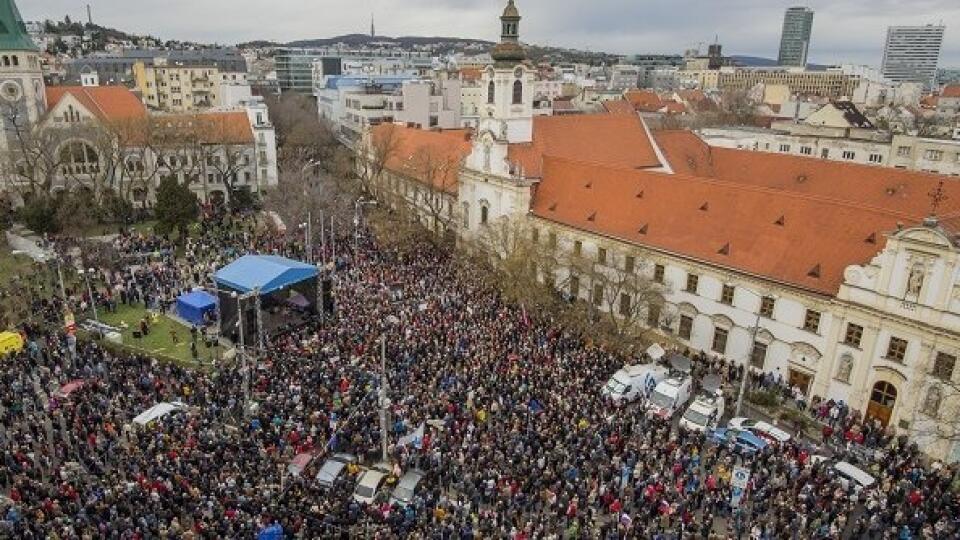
[389,469,426,506]
[316,453,357,489]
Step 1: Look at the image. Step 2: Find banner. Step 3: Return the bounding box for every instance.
[730,466,750,509]
[398,423,425,448]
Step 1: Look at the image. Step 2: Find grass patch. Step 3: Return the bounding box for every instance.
[96,304,219,368]
[0,244,37,287]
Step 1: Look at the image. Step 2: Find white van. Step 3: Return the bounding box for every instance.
[647,376,693,419]
[603,364,669,403]
[679,391,725,432]
[833,461,876,493]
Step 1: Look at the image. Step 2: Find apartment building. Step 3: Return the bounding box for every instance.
[133,59,250,112]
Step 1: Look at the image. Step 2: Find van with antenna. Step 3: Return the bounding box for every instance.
[679,373,725,432]
[646,354,693,420]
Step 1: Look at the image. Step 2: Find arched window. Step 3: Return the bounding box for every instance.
[512,80,523,105]
[59,141,100,175]
[480,205,489,226]
[461,202,470,229]
[11,56,17,66]
[487,81,495,104]
[1,56,8,67]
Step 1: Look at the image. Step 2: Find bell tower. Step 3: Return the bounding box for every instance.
[0,0,45,151]
[475,0,534,147]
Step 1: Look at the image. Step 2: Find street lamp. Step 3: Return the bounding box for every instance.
[78,268,98,323]
[300,160,323,265]
[734,289,765,418]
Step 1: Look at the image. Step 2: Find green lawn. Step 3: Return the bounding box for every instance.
[0,244,37,288]
[97,304,220,367]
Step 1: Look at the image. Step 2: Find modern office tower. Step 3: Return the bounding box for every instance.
[881,24,946,88]
[778,7,814,67]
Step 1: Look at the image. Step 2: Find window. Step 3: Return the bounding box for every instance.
[573,240,582,256]
[653,264,664,283]
[531,227,539,244]
[720,284,735,305]
[548,231,557,248]
[803,309,821,333]
[750,342,767,369]
[800,146,812,155]
[678,315,693,340]
[647,304,660,327]
[896,146,911,157]
[487,81,495,104]
[820,148,829,159]
[512,80,523,105]
[712,327,728,354]
[842,151,856,160]
[868,153,883,164]
[933,352,956,380]
[843,323,863,348]
[924,149,944,161]
[569,275,580,298]
[480,205,489,225]
[592,284,604,306]
[759,296,775,318]
[685,273,699,294]
[597,247,607,264]
[779,144,791,152]
[619,293,631,316]
[625,255,635,273]
[885,336,908,363]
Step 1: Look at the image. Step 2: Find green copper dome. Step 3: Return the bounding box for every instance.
[0,0,38,52]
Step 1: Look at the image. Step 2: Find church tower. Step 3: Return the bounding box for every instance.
[0,0,45,150]
[475,0,535,147]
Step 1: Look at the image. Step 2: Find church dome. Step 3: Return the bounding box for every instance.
[502,0,520,18]
[491,41,525,65]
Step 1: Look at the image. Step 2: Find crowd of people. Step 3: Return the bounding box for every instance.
[0,213,958,538]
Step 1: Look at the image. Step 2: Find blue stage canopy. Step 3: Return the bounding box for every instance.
[213,255,318,295]
[176,290,217,326]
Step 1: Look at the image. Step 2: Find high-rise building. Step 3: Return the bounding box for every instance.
[778,7,814,67]
[881,24,946,88]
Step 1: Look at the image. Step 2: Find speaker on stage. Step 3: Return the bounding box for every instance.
[321,278,334,314]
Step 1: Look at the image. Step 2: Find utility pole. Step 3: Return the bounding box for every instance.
[319,210,326,268]
[306,210,312,264]
[735,311,762,417]
[81,269,98,323]
[380,337,389,463]
[236,293,249,416]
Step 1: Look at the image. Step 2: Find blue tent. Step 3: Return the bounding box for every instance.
[175,290,217,326]
[213,255,318,295]
[257,524,283,540]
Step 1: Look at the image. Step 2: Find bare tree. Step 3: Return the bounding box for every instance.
[404,144,462,237]
[356,123,400,195]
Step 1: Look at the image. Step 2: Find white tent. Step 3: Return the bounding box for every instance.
[133,401,187,425]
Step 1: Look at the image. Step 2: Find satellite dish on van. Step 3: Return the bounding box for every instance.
[701,373,722,394]
[668,353,692,374]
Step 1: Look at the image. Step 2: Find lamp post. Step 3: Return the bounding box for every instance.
[300,160,322,264]
[298,213,312,264]
[735,291,765,418]
[78,268,98,323]
[354,198,378,254]
[379,337,389,463]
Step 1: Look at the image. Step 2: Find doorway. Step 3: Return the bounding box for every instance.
[788,368,813,396]
[866,381,897,427]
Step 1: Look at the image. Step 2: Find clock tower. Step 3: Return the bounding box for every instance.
[0,0,45,150]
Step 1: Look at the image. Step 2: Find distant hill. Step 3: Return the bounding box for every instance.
[283,33,493,49]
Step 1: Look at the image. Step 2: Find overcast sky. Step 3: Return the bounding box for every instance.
[22,0,960,67]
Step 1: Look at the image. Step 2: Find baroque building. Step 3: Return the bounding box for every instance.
[365,2,960,462]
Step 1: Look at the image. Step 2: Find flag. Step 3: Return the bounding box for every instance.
[398,423,425,448]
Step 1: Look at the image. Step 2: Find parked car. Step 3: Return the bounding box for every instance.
[602,364,668,403]
[316,453,357,489]
[708,428,769,455]
[389,469,426,506]
[727,417,792,445]
[353,468,389,505]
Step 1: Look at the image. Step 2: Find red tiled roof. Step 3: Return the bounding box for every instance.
[624,90,664,113]
[942,85,960,98]
[45,85,147,122]
[653,130,960,222]
[661,101,686,114]
[372,124,471,194]
[153,112,254,145]
[507,114,661,177]
[531,155,959,295]
[602,99,635,116]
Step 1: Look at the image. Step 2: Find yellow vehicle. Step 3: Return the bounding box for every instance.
[0,331,24,356]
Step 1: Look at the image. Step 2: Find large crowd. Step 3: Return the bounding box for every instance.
[1,214,958,538]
